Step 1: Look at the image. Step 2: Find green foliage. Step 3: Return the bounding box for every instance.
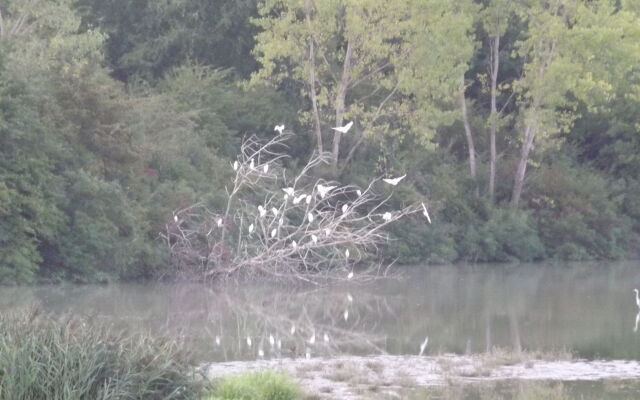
[205,371,300,400]
[0,308,198,400]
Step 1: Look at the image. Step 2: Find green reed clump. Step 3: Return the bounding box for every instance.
[205,371,301,400]
[0,307,199,400]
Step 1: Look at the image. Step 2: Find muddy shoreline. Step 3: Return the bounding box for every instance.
[203,355,640,399]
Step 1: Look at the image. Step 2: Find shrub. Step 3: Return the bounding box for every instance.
[0,308,199,400]
[205,371,301,400]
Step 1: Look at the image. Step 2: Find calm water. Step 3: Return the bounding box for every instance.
[1,261,640,362]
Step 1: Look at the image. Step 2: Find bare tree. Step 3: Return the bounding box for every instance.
[163,133,421,284]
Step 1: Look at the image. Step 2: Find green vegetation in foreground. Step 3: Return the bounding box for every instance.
[0,308,199,400]
[204,371,301,400]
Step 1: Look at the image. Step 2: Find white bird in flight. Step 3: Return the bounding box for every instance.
[419,336,429,356]
[422,202,432,224]
[383,174,406,186]
[274,124,285,134]
[317,184,337,199]
[332,121,353,134]
[382,212,392,221]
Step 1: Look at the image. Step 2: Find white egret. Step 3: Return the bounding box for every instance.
[249,158,255,170]
[382,212,392,221]
[308,212,314,223]
[635,289,640,310]
[274,124,285,134]
[343,309,349,321]
[311,234,318,244]
[246,336,252,347]
[347,271,354,280]
[332,121,353,134]
[345,249,350,259]
[216,218,223,227]
[284,194,289,201]
[277,339,282,349]
[419,336,429,356]
[271,228,277,238]
[269,334,275,347]
[173,215,178,223]
[233,160,239,171]
[324,228,331,237]
[248,223,254,234]
[291,240,297,249]
[279,217,284,226]
[635,312,640,333]
[272,207,279,217]
[283,187,295,197]
[356,189,362,197]
[422,202,432,224]
[258,205,266,217]
[309,333,316,345]
[291,324,296,335]
[317,184,336,199]
[263,163,269,173]
[383,174,406,186]
[293,194,306,205]
[306,194,312,204]
[215,335,221,346]
[347,293,353,303]
[305,349,311,359]
[258,348,264,357]
[324,333,329,343]
[342,204,348,214]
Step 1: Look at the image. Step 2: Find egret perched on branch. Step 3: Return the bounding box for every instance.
[383,174,406,186]
[308,333,315,345]
[263,163,269,173]
[274,124,285,134]
[422,202,432,224]
[216,218,223,227]
[356,189,362,197]
[343,309,349,321]
[293,194,306,204]
[258,205,267,218]
[307,212,314,223]
[347,271,354,280]
[382,212,392,221]
[249,158,255,170]
[332,121,353,134]
[306,194,312,204]
[311,234,318,244]
[271,228,277,238]
[248,224,254,234]
[291,240,297,249]
[173,215,178,223]
[283,187,295,197]
[269,334,275,347]
[233,160,239,171]
[317,184,336,199]
[272,207,279,217]
[345,249,350,259]
[342,204,348,214]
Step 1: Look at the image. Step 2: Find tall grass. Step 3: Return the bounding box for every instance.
[0,307,199,400]
[205,371,301,400]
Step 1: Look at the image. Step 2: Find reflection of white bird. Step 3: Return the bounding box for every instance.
[233,160,239,171]
[216,218,223,227]
[307,212,314,223]
[422,202,432,224]
[383,174,406,186]
[215,335,221,346]
[263,163,269,173]
[283,187,295,197]
[274,124,285,134]
[269,334,275,347]
[347,271,354,280]
[309,333,315,345]
[271,228,277,238]
[272,207,279,217]
[247,336,252,347]
[343,309,349,321]
[347,293,353,303]
[332,121,353,134]
[250,159,255,170]
[419,336,429,356]
[634,312,639,333]
[258,205,267,217]
[248,223,254,234]
[277,339,282,349]
[382,212,392,221]
[317,184,336,199]
[305,349,311,359]
[258,348,264,357]
[635,289,640,309]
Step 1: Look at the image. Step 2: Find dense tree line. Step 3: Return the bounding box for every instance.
[0,0,638,283]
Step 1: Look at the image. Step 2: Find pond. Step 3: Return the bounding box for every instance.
[1,261,639,363]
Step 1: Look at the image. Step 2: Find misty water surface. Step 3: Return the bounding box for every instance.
[2,261,640,362]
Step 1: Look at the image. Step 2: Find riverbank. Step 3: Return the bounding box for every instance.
[203,354,640,399]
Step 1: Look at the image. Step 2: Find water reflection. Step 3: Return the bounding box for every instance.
[1,261,640,361]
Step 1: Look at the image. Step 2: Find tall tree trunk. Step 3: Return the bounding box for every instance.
[304,0,322,153]
[459,75,477,180]
[511,117,536,206]
[488,35,500,202]
[331,38,353,171]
